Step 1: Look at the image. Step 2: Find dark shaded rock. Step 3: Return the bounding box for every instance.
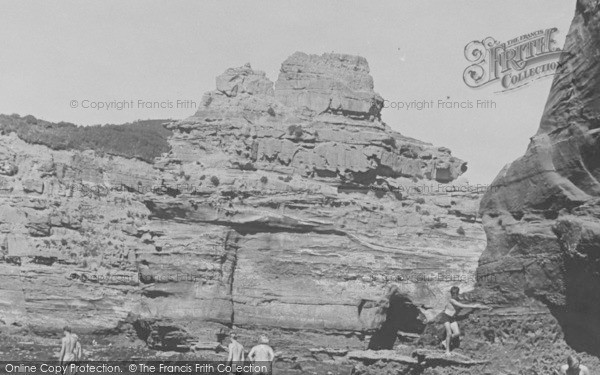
[0,160,17,176]
[478,0,600,355]
[48,210,82,230]
[22,179,44,194]
[37,160,56,177]
[0,177,14,193]
[26,217,51,237]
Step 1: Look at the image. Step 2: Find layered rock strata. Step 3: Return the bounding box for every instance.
[0,53,479,357]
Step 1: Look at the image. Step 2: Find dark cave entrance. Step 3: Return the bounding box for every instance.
[550,255,600,356]
[550,222,600,356]
[551,307,600,357]
[367,289,425,350]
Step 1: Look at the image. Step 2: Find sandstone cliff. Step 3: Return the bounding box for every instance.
[477,0,600,366]
[0,52,482,365]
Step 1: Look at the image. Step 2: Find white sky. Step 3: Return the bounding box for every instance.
[0,0,575,183]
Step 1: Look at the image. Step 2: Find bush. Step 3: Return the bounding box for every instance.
[457,226,466,236]
[210,176,220,186]
[260,176,268,184]
[415,197,425,204]
[0,115,172,163]
[23,115,38,124]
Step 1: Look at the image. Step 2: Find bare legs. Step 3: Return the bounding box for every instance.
[444,321,460,355]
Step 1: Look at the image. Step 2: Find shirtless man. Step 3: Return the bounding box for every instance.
[227,332,245,374]
[59,326,82,374]
[248,335,275,375]
[557,355,590,375]
[441,286,490,355]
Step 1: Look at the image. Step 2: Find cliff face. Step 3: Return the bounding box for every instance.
[478,0,600,355]
[0,52,481,358]
[189,52,466,184]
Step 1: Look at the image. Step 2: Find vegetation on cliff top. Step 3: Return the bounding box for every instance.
[0,114,172,163]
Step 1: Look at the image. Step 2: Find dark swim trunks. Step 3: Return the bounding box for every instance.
[440,313,457,324]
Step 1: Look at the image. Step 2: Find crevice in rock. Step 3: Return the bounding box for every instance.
[313,168,338,179]
[144,200,349,235]
[223,230,241,328]
[323,104,382,121]
[142,290,173,298]
[227,221,346,236]
[115,313,194,352]
[367,286,425,350]
[31,256,58,266]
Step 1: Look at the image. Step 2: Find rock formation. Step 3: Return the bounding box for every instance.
[5,38,599,372]
[478,0,600,360]
[0,52,481,364]
[188,52,466,184]
[274,52,383,119]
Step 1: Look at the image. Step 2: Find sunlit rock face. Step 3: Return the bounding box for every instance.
[0,52,482,354]
[274,52,383,119]
[478,0,600,354]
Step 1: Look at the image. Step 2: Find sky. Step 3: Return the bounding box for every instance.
[0,0,575,184]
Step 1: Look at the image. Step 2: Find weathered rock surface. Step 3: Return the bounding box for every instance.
[0,25,597,373]
[0,53,482,365]
[275,52,383,119]
[478,0,600,359]
[187,53,466,185]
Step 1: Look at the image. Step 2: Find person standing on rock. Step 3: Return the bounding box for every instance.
[227,331,245,374]
[440,286,490,355]
[58,326,82,374]
[248,335,275,375]
[557,355,590,375]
